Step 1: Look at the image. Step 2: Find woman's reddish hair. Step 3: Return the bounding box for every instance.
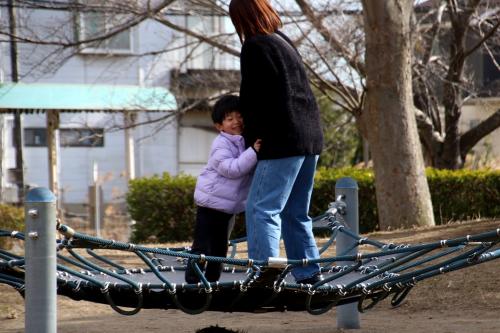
[229,0,282,43]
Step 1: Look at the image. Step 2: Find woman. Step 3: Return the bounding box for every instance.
[229,0,324,284]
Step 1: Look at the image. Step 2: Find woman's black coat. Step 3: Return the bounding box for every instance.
[239,31,323,160]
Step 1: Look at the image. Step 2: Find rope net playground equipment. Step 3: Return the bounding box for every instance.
[0,199,499,316]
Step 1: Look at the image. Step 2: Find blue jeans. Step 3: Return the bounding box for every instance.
[246,155,320,281]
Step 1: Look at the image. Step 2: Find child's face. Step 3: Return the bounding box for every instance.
[215,111,243,135]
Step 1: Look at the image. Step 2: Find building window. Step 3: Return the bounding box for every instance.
[23,128,104,147]
[483,52,500,86]
[60,128,104,147]
[482,42,500,84]
[77,2,133,54]
[480,48,500,97]
[24,128,47,147]
[469,119,480,129]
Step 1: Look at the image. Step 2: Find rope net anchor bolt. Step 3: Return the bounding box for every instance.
[27,232,39,240]
[28,209,38,219]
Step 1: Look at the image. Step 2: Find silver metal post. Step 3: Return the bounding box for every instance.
[93,161,101,237]
[335,177,360,329]
[25,187,57,333]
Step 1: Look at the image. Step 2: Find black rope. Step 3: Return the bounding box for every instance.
[103,287,143,316]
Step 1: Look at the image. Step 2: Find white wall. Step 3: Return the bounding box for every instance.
[4,112,177,206]
[135,112,178,177]
[177,111,217,176]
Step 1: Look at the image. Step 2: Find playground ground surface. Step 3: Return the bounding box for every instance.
[0,218,499,333]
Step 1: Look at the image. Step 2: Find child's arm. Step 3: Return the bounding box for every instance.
[252,139,262,153]
[210,146,258,179]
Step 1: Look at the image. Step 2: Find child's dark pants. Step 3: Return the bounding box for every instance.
[185,206,233,283]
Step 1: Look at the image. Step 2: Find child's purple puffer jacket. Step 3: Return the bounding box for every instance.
[194,132,257,214]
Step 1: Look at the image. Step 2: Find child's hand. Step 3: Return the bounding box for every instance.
[253,139,262,152]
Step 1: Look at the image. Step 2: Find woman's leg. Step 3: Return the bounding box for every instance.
[281,155,320,281]
[245,156,306,261]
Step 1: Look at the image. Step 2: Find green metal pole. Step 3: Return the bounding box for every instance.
[25,187,57,333]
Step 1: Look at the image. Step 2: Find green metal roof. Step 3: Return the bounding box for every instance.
[0,83,177,112]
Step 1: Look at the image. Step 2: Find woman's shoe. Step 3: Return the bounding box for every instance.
[296,273,324,285]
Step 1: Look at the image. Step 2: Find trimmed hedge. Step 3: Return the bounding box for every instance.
[0,204,24,249]
[127,173,197,243]
[427,168,500,222]
[126,168,500,242]
[313,168,500,232]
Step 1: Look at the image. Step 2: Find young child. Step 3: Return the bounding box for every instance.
[185,95,261,283]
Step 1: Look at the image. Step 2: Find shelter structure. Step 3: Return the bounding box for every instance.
[0,83,177,203]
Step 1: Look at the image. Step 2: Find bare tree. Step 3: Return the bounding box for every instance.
[361,0,435,229]
[413,0,500,169]
[290,0,500,167]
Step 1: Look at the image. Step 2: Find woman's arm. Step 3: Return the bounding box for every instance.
[240,38,279,147]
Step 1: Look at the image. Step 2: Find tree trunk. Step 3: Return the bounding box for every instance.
[361,0,435,229]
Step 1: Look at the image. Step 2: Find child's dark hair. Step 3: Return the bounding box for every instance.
[212,95,240,124]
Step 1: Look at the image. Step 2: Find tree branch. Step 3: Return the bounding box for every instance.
[152,15,240,57]
[415,107,444,155]
[421,2,447,66]
[278,4,362,114]
[442,0,481,123]
[293,0,365,76]
[0,0,176,48]
[460,108,500,157]
[464,19,500,58]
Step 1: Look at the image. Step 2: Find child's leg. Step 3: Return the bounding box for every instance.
[185,206,213,283]
[227,215,236,239]
[205,211,233,282]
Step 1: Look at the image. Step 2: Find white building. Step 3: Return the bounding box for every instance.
[0,1,240,213]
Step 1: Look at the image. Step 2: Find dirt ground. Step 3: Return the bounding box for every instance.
[1,219,499,333]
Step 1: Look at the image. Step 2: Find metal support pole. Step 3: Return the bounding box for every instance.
[92,161,101,237]
[25,187,57,333]
[124,111,136,241]
[124,111,136,182]
[335,177,360,329]
[46,111,60,205]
